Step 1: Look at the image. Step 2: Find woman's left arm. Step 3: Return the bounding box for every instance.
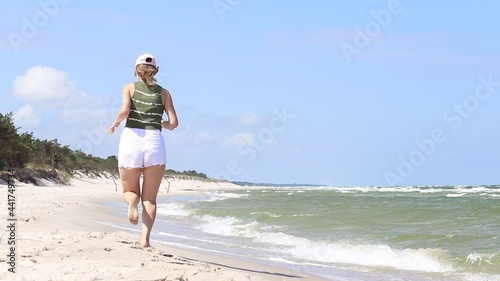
[161,88,178,131]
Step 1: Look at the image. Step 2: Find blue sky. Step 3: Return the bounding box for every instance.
[1,0,499,186]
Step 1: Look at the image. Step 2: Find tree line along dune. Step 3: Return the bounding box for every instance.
[0,112,214,186]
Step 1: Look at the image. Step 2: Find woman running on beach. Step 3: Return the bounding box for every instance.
[107,53,178,247]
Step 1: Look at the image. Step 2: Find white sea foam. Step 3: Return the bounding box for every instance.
[254,232,453,273]
[204,191,249,202]
[157,231,246,248]
[158,240,230,254]
[330,186,423,194]
[288,241,452,272]
[157,202,192,217]
[191,213,454,273]
[447,193,466,197]
[466,252,500,266]
[418,188,446,194]
[268,257,302,265]
[278,185,500,196]
[255,231,309,246]
[250,211,282,218]
[195,215,260,237]
[292,214,314,217]
[260,225,285,231]
[457,273,500,281]
[454,186,498,194]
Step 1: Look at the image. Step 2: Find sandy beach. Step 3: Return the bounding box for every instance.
[0,173,326,281]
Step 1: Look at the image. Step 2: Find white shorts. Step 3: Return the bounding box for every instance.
[118,127,166,169]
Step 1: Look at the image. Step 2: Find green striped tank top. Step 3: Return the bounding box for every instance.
[125,81,163,130]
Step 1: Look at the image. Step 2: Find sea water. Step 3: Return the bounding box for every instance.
[105,185,500,281]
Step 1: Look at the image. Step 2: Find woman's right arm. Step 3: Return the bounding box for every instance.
[161,88,178,131]
[107,84,132,134]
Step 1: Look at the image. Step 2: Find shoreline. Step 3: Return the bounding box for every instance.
[0,173,327,281]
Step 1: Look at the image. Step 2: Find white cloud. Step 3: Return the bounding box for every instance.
[12,66,77,102]
[13,104,41,128]
[11,66,119,128]
[8,66,122,156]
[239,112,261,126]
[222,132,255,148]
[292,146,302,155]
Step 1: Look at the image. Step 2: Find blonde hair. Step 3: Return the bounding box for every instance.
[135,64,159,86]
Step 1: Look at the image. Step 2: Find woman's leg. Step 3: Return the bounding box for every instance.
[119,167,142,225]
[140,164,165,247]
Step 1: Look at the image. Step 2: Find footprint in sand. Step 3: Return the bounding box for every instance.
[22,216,37,222]
[118,240,134,244]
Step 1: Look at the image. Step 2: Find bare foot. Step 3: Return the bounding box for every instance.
[141,239,151,248]
[127,203,139,225]
[141,235,151,248]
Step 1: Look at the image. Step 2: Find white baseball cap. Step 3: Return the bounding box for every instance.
[135,53,157,68]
